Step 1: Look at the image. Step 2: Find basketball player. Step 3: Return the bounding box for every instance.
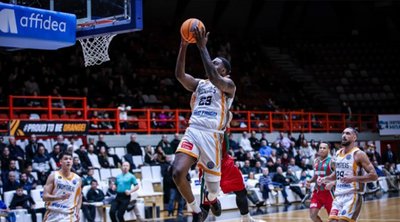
[320,127,378,222]
[173,26,236,222]
[306,142,335,222]
[43,151,82,222]
[201,112,264,222]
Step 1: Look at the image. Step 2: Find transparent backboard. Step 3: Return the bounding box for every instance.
[5,0,142,38]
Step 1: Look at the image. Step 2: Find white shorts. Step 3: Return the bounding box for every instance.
[43,210,78,222]
[329,193,363,222]
[176,126,223,182]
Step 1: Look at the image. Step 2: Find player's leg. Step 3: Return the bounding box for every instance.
[309,190,323,222]
[310,208,323,222]
[338,193,363,222]
[172,152,198,211]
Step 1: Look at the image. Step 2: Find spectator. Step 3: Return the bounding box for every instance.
[87,144,101,169]
[275,131,293,155]
[49,144,61,170]
[234,146,247,161]
[249,131,260,151]
[98,146,113,168]
[258,168,273,205]
[96,134,121,166]
[24,165,38,187]
[25,134,44,163]
[0,199,16,222]
[82,168,96,187]
[3,171,20,192]
[118,103,131,131]
[83,180,105,222]
[366,144,382,165]
[154,145,167,164]
[252,161,263,174]
[126,134,142,156]
[8,137,25,170]
[2,160,20,184]
[144,145,156,166]
[259,140,273,159]
[382,144,397,164]
[241,160,252,175]
[300,140,314,165]
[9,186,44,222]
[157,135,173,155]
[19,172,35,192]
[32,145,50,185]
[75,145,92,169]
[341,101,352,121]
[287,158,302,173]
[170,133,181,154]
[239,132,252,151]
[228,133,239,152]
[72,157,86,176]
[104,181,117,205]
[0,136,6,153]
[285,169,305,200]
[54,134,68,152]
[382,162,399,191]
[1,147,14,171]
[272,167,291,205]
[295,133,306,148]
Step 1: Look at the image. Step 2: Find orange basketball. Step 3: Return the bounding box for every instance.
[180,18,205,43]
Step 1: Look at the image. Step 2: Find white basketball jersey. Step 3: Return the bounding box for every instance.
[46,171,81,214]
[334,147,365,195]
[189,80,233,131]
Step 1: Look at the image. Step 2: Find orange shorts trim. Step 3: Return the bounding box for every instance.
[198,163,221,176]
[176,148,198,159]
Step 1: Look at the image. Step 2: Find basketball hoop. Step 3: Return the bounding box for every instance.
[77,20,116,67]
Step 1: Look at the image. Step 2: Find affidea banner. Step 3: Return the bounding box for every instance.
[9,120,88,136]
[0,2,76,49]
[378,115,400,136]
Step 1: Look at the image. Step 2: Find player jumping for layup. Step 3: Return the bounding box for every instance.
[43,151,82,222]
[173,26,236,222]
[320,128,378,222]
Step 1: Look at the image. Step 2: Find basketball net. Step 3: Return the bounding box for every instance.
[78,34,116,67]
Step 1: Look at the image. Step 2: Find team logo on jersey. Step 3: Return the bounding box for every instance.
[180,141,193,151]
[346,154,352,160]
[58,176,62,179]
[72,179,77,185]
[207,161,215,169]
[341,210,347,215]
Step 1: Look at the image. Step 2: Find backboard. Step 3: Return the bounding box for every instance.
[50,0,143,39]
[3,0,142,39]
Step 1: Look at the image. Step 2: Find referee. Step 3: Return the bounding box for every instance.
[109,161,140,222]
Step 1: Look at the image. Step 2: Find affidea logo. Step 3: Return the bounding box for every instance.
[0,8,67,34]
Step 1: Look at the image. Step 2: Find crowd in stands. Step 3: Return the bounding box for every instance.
[0,130,399,220]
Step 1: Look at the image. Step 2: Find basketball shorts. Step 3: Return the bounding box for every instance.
[176,126,223,182]
[43,210,78,222]
[220,154,245,193]
[329,193,363,222]
[310,189,334,214]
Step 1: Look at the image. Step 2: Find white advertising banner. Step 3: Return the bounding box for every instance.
[378,114,400,136]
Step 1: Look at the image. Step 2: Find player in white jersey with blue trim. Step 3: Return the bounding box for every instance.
[320,128,377,222]
[173,25,236,222]
[43,151,82,222]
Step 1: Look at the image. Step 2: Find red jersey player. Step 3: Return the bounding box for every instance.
[306,142,335,222]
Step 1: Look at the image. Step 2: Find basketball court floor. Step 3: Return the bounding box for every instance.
[158,192,400,222]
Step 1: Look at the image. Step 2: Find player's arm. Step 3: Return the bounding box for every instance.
[42,172,70,202]
[194,27,236,98]
[342,151,378,183]
[175,38,200,92]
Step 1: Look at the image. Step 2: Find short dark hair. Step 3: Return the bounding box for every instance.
[59,151,73,160]
[218,57,231,73]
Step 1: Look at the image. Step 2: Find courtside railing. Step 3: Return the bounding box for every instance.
[0,96,377,134]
